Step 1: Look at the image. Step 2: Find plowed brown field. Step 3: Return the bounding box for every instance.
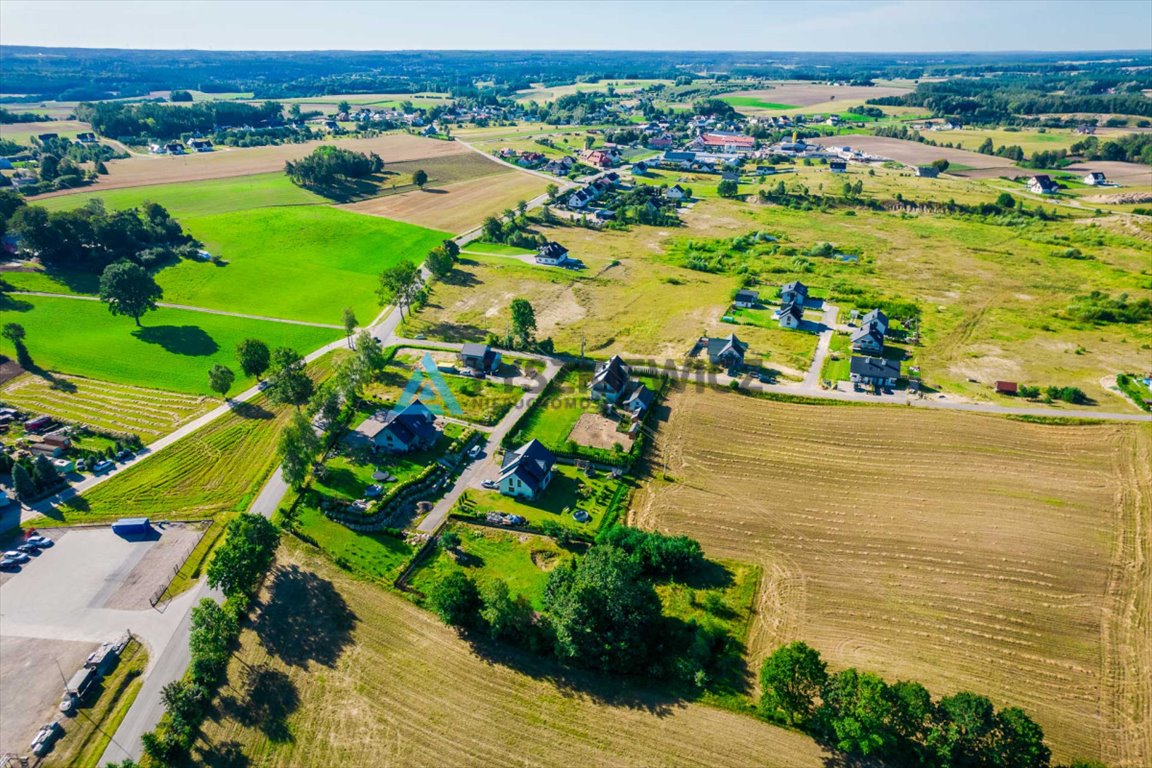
[191,540,831,767]
[632,386,1151,766]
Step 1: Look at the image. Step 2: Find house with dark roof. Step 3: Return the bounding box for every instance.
[778,303,804,329]
[351,399,439,454]
[665,184,687,201]
[536,241,571,266]
[632,161,649,176]
[1028,175,1059,195]
[621,382,654,415]
[913,165,939,178]
[662,150,696,168]
[1083,171,1107,186]
[499,439,556,500]
[589,355,633,403]
[860,309,889,336]
[851,323,885,354]
[829,160,847,173]
[850,356,901,388]
[734,289,760,308]
[705,334,748,369]
[76,132,97,144]
[780,280,808,306]
[459,343,501,374]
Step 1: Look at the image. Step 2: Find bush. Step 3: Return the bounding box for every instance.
[597,525,704,580]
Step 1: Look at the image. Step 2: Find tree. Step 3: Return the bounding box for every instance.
[509,298,537,348]
[266,347,313,409]
[480,578,534,644]
[207,363,235,398]
[814,668,896,757]
[312,385,344,434]
[928,692,998,768]
[412,169,428,189]
[94,160,109,174]
[584,135,595,149]
[354,330,387,376]
[236,338,270,380]
[996,192,1016,209]
[377,261,423,318]
[337,100,351,114]
[31,454,61,492]
[546,182,559,200]
[429,571,483,629]
[12,462,35,501]
[441,239,460,258]
[543,546,664,673]
[439,529,461,550]
[931,158,951,172]
[342,307,358,347]
[206,513,280,597]
[516,199,528,218]
[39,154,60,181]
[426,244,455,278]
[992,707,1051,768]
[759,641,828,726]
[98,261,163,326]
[160,680,207,727]
[717,179,739,198]
[279,411,320,489]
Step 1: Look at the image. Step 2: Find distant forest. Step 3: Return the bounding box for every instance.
[1,46,1150,102]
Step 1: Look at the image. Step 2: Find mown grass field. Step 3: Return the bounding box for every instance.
[941,126,1131,155]
[0,373,216,441]
[189,538,831,767]
[0,294,340,394]
[631,385,1152,766]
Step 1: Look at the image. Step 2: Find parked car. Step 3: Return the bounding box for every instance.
[75,458,87,472]
[481,479,498,490]
[27,535,53,548]
[117,450,134,461]
[0,558,20,571]
[3,550,30,564]
[468,444,482,459]
[92,460,115,473]
[16,543,40,555]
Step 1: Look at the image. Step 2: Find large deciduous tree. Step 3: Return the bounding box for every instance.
[208,364,235,399]
[759,640,829,726]
[205,513,279,598]
[265,347,313,409]
[376,261,423,319]
[236,338,271,380]
[279,411,320,489]
[98,261,163,326]
[509,298,537,349]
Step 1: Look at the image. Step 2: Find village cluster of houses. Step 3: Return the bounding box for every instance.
[565,171,621,210]
[149,138,213,155]
[776,280,809,329]
[588,355,654,420]
[1026,171,1109,195]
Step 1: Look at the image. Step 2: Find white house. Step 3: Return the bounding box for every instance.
[1028,175,1058,195]
[536,242,570,266]
[499,439,556,500]
[778,303,803,329]
[734,289,759,308]
[665,184,687,201]
[1083,171,1106,186]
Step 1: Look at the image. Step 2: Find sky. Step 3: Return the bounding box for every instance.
[0,0,1149,53]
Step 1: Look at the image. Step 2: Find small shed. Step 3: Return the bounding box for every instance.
[994,381,1018,395]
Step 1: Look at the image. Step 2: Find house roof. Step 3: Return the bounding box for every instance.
[850,356,901,379]
[700,132,755,147]
[591,355,631,393]
[782,280,808,296]
[706,334,748,362]
[861,309,888,330]
[500,439,556,491]
[460,343,498,367]
[538,241,569,260]
[735,289,759,302]
[1031,174,1058,189]
[1085,171,1106,180]
[780,303,804,322]
[623,382,654,411]
[851,324,884,345]
[377,399,437,446]
[663,151,696,162]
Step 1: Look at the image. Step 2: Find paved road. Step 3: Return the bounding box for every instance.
[11,290,344,329]
[801,302,840,391]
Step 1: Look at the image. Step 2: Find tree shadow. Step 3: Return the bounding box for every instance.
[438,267,481,289]
[229,400,274,420]
[254,564,357,668]
[185,739,250,768]
[133,325,219,356]
[408,321,489,344]
[233,665,300,743]
[681,559,735,591]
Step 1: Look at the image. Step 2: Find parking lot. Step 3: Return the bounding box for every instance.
[0,525,204,755]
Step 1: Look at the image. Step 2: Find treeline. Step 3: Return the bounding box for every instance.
[3,452,68,502]
[481,211,547,250]
[1070,133,1152,165]
[0,108,46,123]
[758,641,1051,767]
[1065,290,1152,325]
[1,192,195,272]
[429,524,740,687]
[284,145,383,188]
[74,99,284,142]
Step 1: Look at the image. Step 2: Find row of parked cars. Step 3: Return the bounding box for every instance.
[1,533,54,571]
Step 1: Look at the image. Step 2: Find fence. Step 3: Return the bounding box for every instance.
[147,520,212,609]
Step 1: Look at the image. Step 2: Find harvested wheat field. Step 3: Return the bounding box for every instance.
[190,539,830,768]
[809,135,1019,175]
[0,372,215,441]
[342,169,549,233]
[723,81,912,108]
[41,134,470,195]
[632,386,1151,766]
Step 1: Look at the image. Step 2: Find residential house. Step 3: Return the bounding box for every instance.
[721,170,740,182]
[544,156,575,176]
[913,165,939,178]
[662,150,697,168]
[188,138,214,152]
[352,399,439,454]
[734,289,759,308]
[780,280,809,306]
[75,132,97,144]
[850,323,885,354]
[632,161,649,176]
[35,133,58,143]
[581,149,615,168]
[1083,171,1107,186]
[499,439,556,500]
[164,142,185,155]
[1028,175,1059,195]
[567,188,595,209]
[665,184,687,201]
[459,343,501,374]
[621,382,654,416]
[589,355,633,403]
[778,303,804,329]
[829,160,847,173]
[647,134,676,150]
[860,309,889,336]
[850,356,901,388]
[536,241,571,266]
[704,334,748,369]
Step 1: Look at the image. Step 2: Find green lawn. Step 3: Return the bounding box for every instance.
[0,294,340,394]
[465,463,619,535]
[35,172,326,218]
[316,427,461,501]
[294,499,414,583]
[408,523,579,609]
[507,368,595,452]
[822,332,852,382]
[367,353,524,426]
[461,241,537,257]
[719,96,800,110]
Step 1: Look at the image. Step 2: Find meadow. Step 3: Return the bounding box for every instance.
[0,294,340,394]
[0,373,216,441]
[632,385,1152,766]
[0,119,93,146]
[189,538,831,767]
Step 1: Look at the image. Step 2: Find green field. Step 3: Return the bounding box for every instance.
[0,294,340,394]
[36,172,327,218]
[294,500,415,582]
[461,241,537,257]
[719,96,799,110]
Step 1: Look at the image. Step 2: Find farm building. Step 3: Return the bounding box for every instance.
[499,439,556,500]
[704,334,748,369]
[689,132,756,155]
[459,343,501,374]
[734,289,760,308]
[829,160,847,173]
[350,399,439,454]
[994,381,1019,395]
[913,166,939,178]
[780,280,809,306]
[1083,171,1107,186]
[778,303,804,329]
[536,241,571,266]
[1028,175,1059,195]
[850,356,901,388]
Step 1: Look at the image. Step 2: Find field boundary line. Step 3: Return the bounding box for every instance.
[11,291,343,329]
